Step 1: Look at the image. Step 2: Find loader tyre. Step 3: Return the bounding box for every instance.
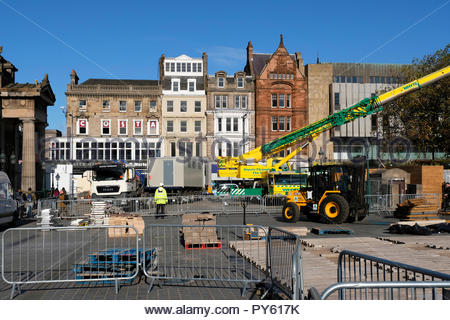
[319,195,349,224]
[282,202,300,223]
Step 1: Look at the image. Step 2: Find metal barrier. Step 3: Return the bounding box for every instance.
[365,193,441,214]
[1,225,140,299]
[320,282,450,300]
[221,195,265,215]
[142,224,267,296]
[38,195,285,219]
[38,197,157,219]
[265,226,304,300]
[327,250,450,300]
[262,196,286,214]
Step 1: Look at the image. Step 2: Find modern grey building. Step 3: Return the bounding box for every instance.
[330,63,404,160]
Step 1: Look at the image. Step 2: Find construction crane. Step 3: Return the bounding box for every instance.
[279,66,450,223]
[217,66,450,180]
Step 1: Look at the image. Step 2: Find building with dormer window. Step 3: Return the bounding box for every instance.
[159,54,208,158]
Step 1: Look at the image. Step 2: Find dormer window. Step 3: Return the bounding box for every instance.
[172,79,180,92]
[218,77,225,88]
[237,77,244,88]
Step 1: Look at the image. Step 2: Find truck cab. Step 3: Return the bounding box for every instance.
[267,171,308,196]
[90,163,137,198]
[0,171,18,226]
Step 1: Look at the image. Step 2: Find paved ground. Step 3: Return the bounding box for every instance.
[1,211,449,300]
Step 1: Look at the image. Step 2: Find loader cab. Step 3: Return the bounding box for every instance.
[306,162,368,222]
[307,165,349,201]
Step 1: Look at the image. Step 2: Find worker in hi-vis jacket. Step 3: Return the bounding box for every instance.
[154,182,168,219]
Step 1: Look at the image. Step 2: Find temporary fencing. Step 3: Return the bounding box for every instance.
[37,195,285,219]
[262,196,287,214]
[365,193,441,215]
[142,224,267,295]
[1,225,140,299]
[319,250,450,300]
[265,226,303,300]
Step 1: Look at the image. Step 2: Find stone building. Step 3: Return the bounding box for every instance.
[159,54,208,158]
[0,46,55,192]
[244,36,308,162]
[50,71,162,162]
[206,70,255,160]
[305,63,333,162]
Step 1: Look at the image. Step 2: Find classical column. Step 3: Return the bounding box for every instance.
[21,119,36,191]
[35,121,46,192]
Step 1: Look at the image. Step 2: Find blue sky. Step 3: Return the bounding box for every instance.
[1,0,449,134]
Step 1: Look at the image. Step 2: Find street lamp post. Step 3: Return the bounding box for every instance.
[0,152,6,171]
[55,173,60,190]
[61,106,74,195]
[60,106,74,161]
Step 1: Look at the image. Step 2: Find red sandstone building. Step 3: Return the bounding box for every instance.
[244,35,308,154]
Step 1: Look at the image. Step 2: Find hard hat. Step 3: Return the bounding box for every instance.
[159,182,164,187]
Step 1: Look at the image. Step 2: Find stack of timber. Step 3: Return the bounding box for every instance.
[108,214,145,238]
[181,213,221,249]
[72,248,156,283]
[394,196,440,220]
[403,165,443,203]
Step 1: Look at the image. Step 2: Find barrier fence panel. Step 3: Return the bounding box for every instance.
[365,193,441,215]
[221,196,264,215]
[333,250,450,300]
[1,225,139,299]
[38,195,278,220]
[266,226,304,300]
[142,224,267,295]
[262,196,286,214]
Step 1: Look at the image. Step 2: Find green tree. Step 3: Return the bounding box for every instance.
[381,44,450,159]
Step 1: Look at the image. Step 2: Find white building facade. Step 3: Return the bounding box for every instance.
[206,71,255,159]
[159,54,208,158]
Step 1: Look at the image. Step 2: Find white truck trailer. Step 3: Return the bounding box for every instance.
[146,158,205,194]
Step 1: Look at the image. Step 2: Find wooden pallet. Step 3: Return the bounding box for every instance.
[185,242,222,250]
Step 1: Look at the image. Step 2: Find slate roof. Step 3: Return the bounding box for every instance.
[252,53,296,76]
[163,76,205,91]
[3,83,38,89]
[80,79,160,86]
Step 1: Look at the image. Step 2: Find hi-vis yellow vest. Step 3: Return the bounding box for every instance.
[154,187,168,204]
